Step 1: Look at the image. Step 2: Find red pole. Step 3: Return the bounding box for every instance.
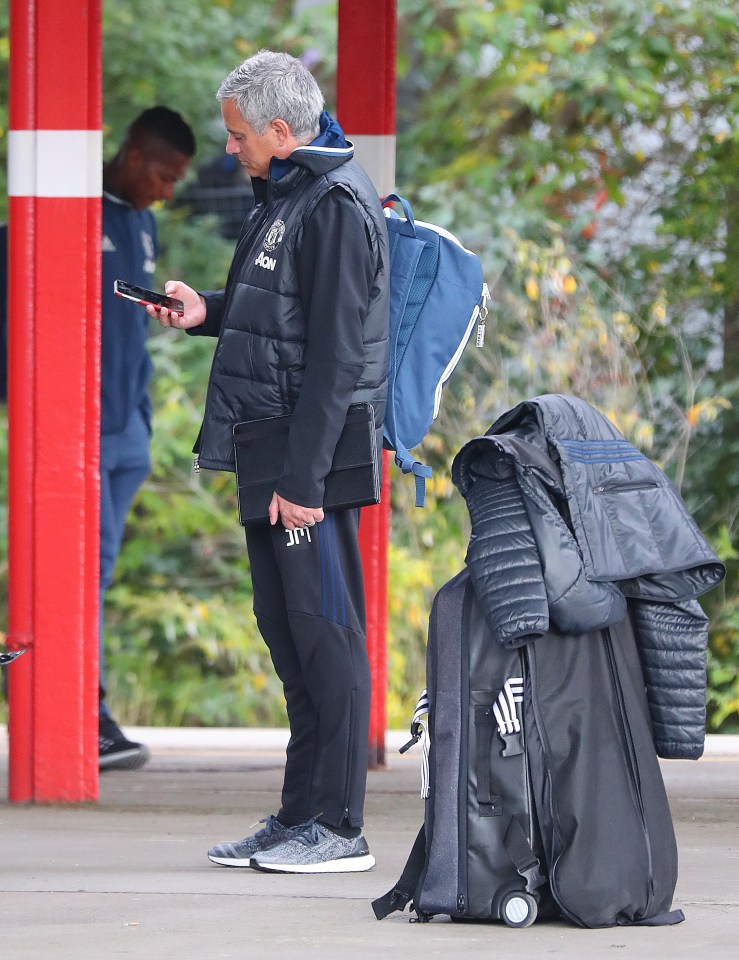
[7,0,102,802]
[337,0,397,768]
[84,7,103,796]
[358,458,392,768]
[6,0,36,804]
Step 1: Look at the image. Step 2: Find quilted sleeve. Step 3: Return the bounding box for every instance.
[628,597,708,759]
[464,473,549,647]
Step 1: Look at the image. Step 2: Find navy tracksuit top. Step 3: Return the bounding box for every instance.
[101,191,158,436]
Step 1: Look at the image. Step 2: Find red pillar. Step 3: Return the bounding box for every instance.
[7,0,102,802]
[337,0,397,768]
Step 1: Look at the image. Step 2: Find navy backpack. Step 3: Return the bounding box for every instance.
[382,194,488,505]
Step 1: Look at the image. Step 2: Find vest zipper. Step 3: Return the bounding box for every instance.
[198,203,275,460]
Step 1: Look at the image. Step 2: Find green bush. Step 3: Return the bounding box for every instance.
[1,0,736,736]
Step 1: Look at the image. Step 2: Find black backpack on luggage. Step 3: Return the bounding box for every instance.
[372,568,685,929]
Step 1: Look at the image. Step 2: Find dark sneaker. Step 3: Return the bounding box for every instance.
[251,820,375,874]
[98,715,150,771]
[208,816,304,867]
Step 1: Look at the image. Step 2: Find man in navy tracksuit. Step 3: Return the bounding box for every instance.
[98,108,195,769]
[155,51,389,873]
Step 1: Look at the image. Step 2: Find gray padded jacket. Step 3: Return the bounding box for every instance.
[452,394,725,759]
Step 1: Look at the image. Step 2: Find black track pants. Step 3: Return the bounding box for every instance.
[245,509,371,828]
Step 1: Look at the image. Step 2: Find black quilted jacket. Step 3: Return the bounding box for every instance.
[452,394,725,760]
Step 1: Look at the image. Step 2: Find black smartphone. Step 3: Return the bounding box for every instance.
[114,279,185,315]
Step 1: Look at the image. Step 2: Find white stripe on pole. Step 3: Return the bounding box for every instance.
[348,134,396,196]
[8,130,103,198]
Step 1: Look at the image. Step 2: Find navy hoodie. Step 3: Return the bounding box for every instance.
[101,191,158,436]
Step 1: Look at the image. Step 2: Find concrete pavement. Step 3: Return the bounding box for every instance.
[1,729,737,960]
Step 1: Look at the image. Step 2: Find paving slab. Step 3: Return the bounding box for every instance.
[0,731,737,960]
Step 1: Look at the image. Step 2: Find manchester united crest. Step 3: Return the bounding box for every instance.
[263,219,286,252]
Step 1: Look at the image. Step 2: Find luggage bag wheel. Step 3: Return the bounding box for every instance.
[500,891,538,928]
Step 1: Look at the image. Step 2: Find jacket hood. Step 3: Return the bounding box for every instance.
[270,111,353,181]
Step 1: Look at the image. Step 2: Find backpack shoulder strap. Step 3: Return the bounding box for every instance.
[372,825,427,920]
[393,440,433,507]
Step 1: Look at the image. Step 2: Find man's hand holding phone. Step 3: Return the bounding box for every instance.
[148,281,207,330]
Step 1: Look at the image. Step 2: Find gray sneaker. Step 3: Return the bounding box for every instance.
[251,820,375,874]
[207,816,303,867]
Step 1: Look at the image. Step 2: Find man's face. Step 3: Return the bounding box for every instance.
[126,145,191,210]
[221,98,281,180]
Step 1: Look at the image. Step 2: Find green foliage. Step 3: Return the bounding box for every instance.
[395,0,739,396]
[102,0,333,153]
[704,526,739,733]
[393,0,738,733]
[1,0,736,734]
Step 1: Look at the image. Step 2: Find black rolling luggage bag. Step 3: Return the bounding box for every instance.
[373,568,684,929]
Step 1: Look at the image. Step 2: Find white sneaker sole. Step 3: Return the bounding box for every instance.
[98,746,150,771]
[207,854,253,867]
[251,853,376,874]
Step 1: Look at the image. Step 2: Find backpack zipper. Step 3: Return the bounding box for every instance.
[432,283,490,420]
[475,282,490,348]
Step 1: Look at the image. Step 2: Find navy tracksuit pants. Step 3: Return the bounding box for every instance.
[245,509,371,829]
[99,408,151,715]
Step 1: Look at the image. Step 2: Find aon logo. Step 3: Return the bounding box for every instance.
[255,251,277,271]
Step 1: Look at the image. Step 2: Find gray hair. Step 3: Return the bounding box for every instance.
[217,50,324,142]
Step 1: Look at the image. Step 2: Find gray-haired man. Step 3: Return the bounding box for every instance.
[154,50,389,873]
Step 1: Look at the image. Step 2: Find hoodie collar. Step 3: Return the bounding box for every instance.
[268,111,353,182]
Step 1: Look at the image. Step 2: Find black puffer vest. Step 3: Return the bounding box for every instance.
[195,142,389,472]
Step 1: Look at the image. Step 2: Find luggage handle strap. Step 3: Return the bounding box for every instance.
[399,689,431,799]
[474,704,500,810]
[504,817,547,893]
[372,825,426,920]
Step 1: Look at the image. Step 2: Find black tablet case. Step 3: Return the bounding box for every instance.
[233,402,380,524]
